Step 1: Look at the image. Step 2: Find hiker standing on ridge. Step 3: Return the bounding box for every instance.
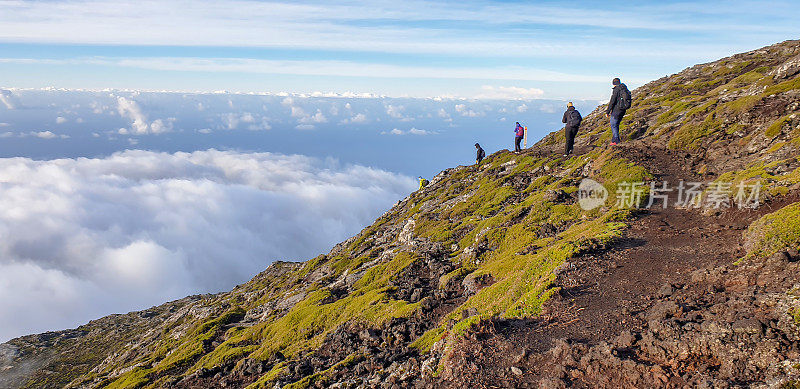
[475,143,486,165]
[418,176,429,190]
[562,102,582,156]
[514,122,525,153]
[605,78,632,146]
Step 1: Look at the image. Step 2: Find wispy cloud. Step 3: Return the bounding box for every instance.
[0,57,620,83]
[381,127,435,135]
[0,1,792,52]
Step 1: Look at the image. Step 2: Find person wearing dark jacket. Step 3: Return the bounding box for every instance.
[561,102,582,156]
[475,143,486,165]
[514,122,524,153]
[605,78,630,145]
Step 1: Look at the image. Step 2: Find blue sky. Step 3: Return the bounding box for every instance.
[1,0,798,100]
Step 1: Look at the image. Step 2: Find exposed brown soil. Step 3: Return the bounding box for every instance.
[437,142,800,388]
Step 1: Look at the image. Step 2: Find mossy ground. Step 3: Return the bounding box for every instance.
[744,202,800,259]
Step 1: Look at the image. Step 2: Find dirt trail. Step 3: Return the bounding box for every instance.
[526,143,747,346]
[438,142,795,388]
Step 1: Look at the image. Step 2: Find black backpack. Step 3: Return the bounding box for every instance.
[618,85,632,110]
[478,149,485,159]
[567,109,582,127]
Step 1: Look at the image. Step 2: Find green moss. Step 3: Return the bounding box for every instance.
[161,308,244,369]
[596,153,652,207]
[728,70,765,86]
[766,115,792,138]
[449,316,485,338]
[765,77,800,95]
[195,343,258,371]
[295,255,328,279]
[433,209,630,336]
[245,362,288,389]
[105,367,151,389]
[438,267,474,289]
[654,100,692,125]
[353,252,417,290]
[711,60,752,78]
[714,158,800,202]
[767,141,788,153]
[184,251,423,380]
[282,353,363,389]
[668,112,723,150]
[744,202,800,258]
[719,94,762,115]
[725,123,748,135]
[410,326,446,352]
[770,186,790,197]
[106,307,246,387]
[792,308,800,326]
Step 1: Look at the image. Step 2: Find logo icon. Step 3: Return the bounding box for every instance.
[578,178,608,210]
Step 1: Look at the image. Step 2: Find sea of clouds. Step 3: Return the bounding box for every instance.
[0,149,415,342]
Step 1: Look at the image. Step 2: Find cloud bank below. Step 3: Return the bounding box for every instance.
[0,149,416,342]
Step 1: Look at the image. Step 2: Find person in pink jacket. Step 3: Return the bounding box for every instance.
[514,122,524,153]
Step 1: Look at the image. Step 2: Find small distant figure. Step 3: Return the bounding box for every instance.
[605,77,632,146]
[562,102,582,157]
[514,122,525,153]
[418,176,429,190]
[475,143,485,165]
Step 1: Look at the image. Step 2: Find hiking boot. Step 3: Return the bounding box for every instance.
[610,142,618,146]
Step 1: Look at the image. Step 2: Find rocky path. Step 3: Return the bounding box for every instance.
[439,142,799,388]
[530,143,749,346]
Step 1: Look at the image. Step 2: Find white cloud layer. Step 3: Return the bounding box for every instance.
[381,127,434,136]
[116,96,173,134]
[476,86,546,100]
[0,150,416,342]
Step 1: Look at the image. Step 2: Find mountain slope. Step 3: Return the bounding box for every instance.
[441,39,800,387]
[2,39,800,388]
